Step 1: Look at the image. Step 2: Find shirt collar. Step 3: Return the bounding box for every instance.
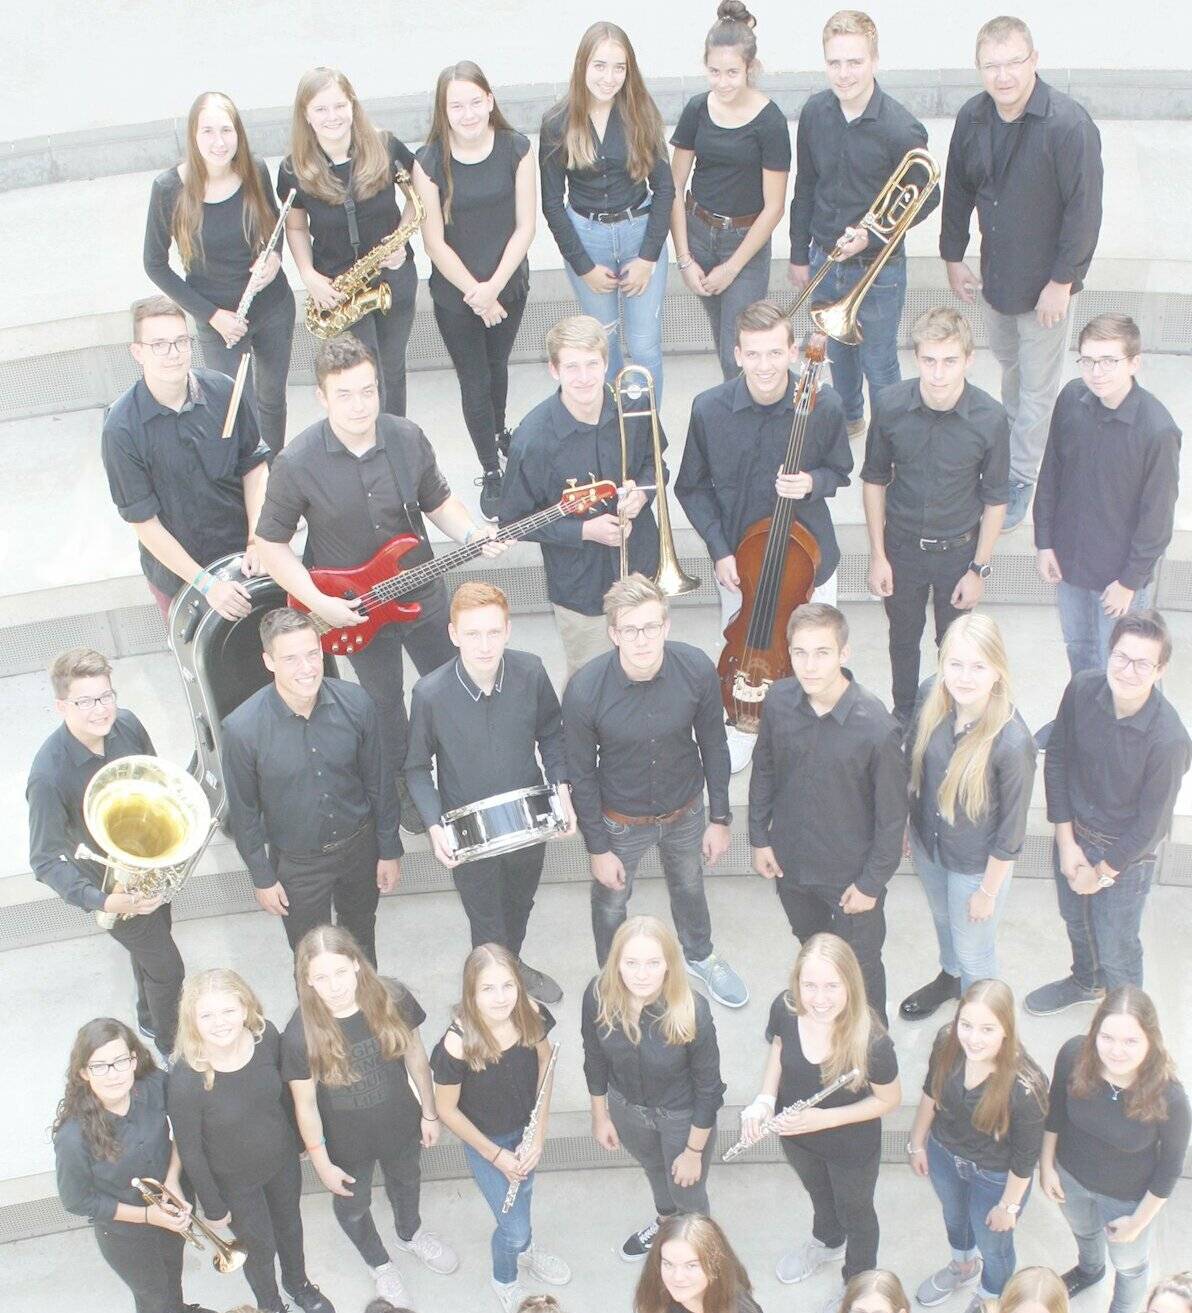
[856,81,886,121]
[1092,675,1161,733]
[908,380,975,419]
[732,373,797,415]
[455,657,505,701]
[267,680,330,719]
[322,418,387,456]
[59,721,107,769]
[792,670,860,724]
[613,645,670,689]
[1076,381,1142,425]
[983,75,1050,122]
[135,372,203,421]
[551,387,616,439]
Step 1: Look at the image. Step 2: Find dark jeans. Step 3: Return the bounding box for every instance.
[333,1134,423,1266]
[110,903,184,1051]
[592,800,715,967]
[346,585,455,778]
[883,534,972,722]
[780,1139,881,1280]
[275,824,380,964]
[1053,838,1156,990]
[463,1125,533,1283]
[775,880,888,1026]
[685,210,772,381]
[348,260,418,417]
[434,296,527,470]
[222,1153,307,1310]
[94,1221,185,1313]
[194,282,296,456]
[454,843,546,957]
[608,1087,715,1218]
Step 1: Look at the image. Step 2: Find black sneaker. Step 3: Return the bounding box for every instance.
[477,467,503,522]
[287,1281,335,1313]
[397,773,427,835]
[1062,1266,1106,1298]
[497,428,514,460]
[621,1217,662,1262]
[517,960,563,1005]
[899,970,962,1021]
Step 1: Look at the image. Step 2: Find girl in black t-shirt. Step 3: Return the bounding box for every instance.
[414,62,537,519]
[279,67,419,417]
[740,933,900,1297]
[431,943,570,1311]
[284,926,458,1308]
[634,1213,763,1313]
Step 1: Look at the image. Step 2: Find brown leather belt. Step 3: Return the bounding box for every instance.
[686,193,760,231]
[603,794,699,827]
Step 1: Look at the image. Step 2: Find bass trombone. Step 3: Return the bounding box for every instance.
[131,1177,247,1274]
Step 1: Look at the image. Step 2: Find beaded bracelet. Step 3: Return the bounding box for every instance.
[192,568,211,595]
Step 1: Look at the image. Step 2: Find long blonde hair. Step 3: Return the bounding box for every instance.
[785,933,876,1090]
[455,944,544,1071]
[910,613,1015,824]
[842,1270,911,1313]
[425,62,515,224]
[596,915,696,1045]
[294,926,413,1087]
[999,1267,1069,1313]
[173,968,266,1091]
[288,67,392,206]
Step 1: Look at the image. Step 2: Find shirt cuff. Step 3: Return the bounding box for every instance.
[81,883,109,914]
[1117,569,1152,592]
[580,825,611,856]
[118,494,162,524]
[939,240,969,263]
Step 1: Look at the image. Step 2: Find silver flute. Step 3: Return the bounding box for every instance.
[722,1067,861,1161]
[501,1042,561,1213]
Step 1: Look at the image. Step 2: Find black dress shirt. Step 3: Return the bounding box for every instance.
[670,93,791,217]
[749,674,907,896]
[940,78,1103,315]
[405,649,568,825]
[563,643,731,855]
[580,978,726,1128]
[676,373,852,585]
[909,681,1037,875]
[55,1068,172,1230]
[499,388,660,617]
[101,369,268,597]
[27,709,156,913]
[1034,380,1181,592]
[861,378,1011,542]
[539,103,675,275]
[788,83,937,265]
[1044,671,1191,872]
[221,679,401,889]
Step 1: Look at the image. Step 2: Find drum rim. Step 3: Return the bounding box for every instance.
[441,784,556,824]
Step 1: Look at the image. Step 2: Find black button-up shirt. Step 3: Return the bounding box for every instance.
[27,709,156,913]
[404,650,568,824]
[563,643,731,855]
[676,373,852,585]
[500,389,661,617]
[221,679,401,888]
[1045,670,1191,872]
[101,369,268,597]
[788,82,937,265]
[940,78,1103,315]
[1034,379,1181,593]
[580,979,726,1129]
[539,102,675,275]
[749,674,907,896]
[861,378,1011,542]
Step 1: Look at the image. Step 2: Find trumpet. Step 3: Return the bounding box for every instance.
[722,1068,860,1161]
[131,1177,247,1274]
[788,148,939,345]
[613,364,699,596]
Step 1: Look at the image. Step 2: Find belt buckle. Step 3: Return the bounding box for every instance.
[919,537,940,552]
[713,211,732,230]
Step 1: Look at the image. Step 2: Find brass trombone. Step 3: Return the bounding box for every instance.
[132,1177,247,1274]
[613,365,699,596]
[788,148,940,345]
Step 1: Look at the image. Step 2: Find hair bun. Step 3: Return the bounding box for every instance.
[717,0,756,27]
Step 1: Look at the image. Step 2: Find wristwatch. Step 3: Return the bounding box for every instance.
[968,560,992,579]
[710,815,732,827]
[1096,872,1116,889]
[1000,1202,1022,1215]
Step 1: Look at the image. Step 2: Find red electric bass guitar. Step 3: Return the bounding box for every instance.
[290,479,617,656]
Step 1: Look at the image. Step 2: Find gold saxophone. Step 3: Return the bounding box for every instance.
[305,167,425,339]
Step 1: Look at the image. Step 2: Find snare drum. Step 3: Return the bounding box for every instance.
[441,786,568,864]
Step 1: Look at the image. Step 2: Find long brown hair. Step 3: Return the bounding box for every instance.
[1071,986,1177,1123]
[173,968,267,1091]
[634,1214,753,1313]
[426,62,515,224]
[550,22,665,180]
[999,1267,1069,1313]
[174,91,276,271]
[785,933,876,1091]
[929,980,1047,1139]
[52,1018,157,1162]
[596,915,696,1045]
[294,926,413,1086]
[455,944,544,1071]
[842,1270,911,1313]
[288,67,391,205]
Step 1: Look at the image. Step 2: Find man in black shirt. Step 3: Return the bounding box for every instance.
[861,308,1010,724]
[941,15,1103,530]
[788,10,938,441]
[26,648,185,1054]
[1027,611,1191,1015]
[1035,313,1181,676]
[254,334,503,829]
[749,604,907,1024]
[101,295,270,624]
[405,582,575,1005]
[221,608,402,965]
[562,575,747,1008]
[500,314,660,681]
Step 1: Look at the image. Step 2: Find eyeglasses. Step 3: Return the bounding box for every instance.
[64,690,117,711]
[86,1054,135,1077]
[616,621,665,641]
[1077,355,1133,373]
[140,335,193,357]
[978,53,1034,75]
[1109,650,1159,677]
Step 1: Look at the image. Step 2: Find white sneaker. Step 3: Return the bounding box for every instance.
[726,725,756,773]
[372,1262,410,1304]
[776,1237,846,1284]
[394,1226,460,1274]
[492,1277,528,1311]
[518,1244,572,1285]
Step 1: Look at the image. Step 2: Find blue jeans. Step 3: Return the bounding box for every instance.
[909,831,1010,990]
[592,799,714,966]
[809,243,906,423]
[1052,838,1156,990]
[563,205,669,402]
[685,210,772,381]
[1056,579,1154,678]
[1057,1163,1154,1313]
[926,1133,1025,1297]
[463,1127,533,1284]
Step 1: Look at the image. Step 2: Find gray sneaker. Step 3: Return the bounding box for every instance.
[1024,976,1106,1017]
[517,1245,571,1286]
[393,1226,459,1274]
[775,1238,846,1284]
[491,1277,528,1312]
[916,1260,982,1307]
[686,953,749,1008]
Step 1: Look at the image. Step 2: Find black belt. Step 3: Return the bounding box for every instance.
[281,821,371,860]
[1074,819,1120,849]
[896,527,978,553]
[572,200,651,224]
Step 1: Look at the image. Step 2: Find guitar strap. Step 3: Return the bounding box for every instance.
[375,420,429,543]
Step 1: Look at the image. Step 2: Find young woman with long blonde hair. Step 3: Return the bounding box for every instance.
[841,1269,913,1313]
[997,1267,1070,1313]
[582,915,725,1261]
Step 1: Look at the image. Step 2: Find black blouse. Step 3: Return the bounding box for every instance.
[670,93,791,217]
